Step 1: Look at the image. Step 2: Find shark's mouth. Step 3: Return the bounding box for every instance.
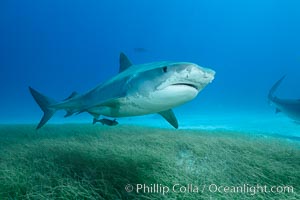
[171,83,198,90]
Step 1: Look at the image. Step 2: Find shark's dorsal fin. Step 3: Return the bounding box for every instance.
[119,52,132,73]
[64,91,79,101]
[158,109,178,129]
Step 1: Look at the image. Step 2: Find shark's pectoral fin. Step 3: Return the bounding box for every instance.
[158,109,178,129]
[275,108,281,114]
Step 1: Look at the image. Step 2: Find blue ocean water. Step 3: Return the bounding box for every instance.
[1,0,300,136]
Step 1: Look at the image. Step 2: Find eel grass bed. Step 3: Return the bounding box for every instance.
[0,124,299,199]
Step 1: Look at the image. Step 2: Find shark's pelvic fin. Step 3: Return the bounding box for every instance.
[64,109,75,118]
[29,87,58,129]
[158,109,179,129]
[119,52,132,73]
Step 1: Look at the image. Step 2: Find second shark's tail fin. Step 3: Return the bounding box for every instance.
[268,75,286,101]
[29,87,58,129]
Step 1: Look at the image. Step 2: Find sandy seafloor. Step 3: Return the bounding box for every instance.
[120,111,300,140]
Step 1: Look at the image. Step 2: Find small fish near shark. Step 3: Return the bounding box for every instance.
[29,53,215,129]
[93,118,118,126]
[268,76,300,123]
[134,47,147,53]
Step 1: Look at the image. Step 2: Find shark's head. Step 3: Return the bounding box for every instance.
[128,62,215,112]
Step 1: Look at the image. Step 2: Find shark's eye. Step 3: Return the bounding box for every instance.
[163,66,168,73]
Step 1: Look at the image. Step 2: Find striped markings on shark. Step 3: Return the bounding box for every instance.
[29,53,215,129]
[268,76,300,123]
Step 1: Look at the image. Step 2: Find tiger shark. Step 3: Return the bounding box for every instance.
[268,76,300,122]
[29,53,215,129]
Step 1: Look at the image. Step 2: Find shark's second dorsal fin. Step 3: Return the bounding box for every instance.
[64,91,79,101]
[158,109,178,129]
[119,52,132,73]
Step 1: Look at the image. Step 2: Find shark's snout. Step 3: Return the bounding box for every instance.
[204,69,215,83]
[184,64,215,90]
[196,66,215,81]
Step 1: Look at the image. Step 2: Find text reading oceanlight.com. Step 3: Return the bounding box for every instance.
[125,183,294,196]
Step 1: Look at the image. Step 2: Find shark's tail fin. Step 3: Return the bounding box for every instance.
[29,87,58,129]
[268,75,286,102]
